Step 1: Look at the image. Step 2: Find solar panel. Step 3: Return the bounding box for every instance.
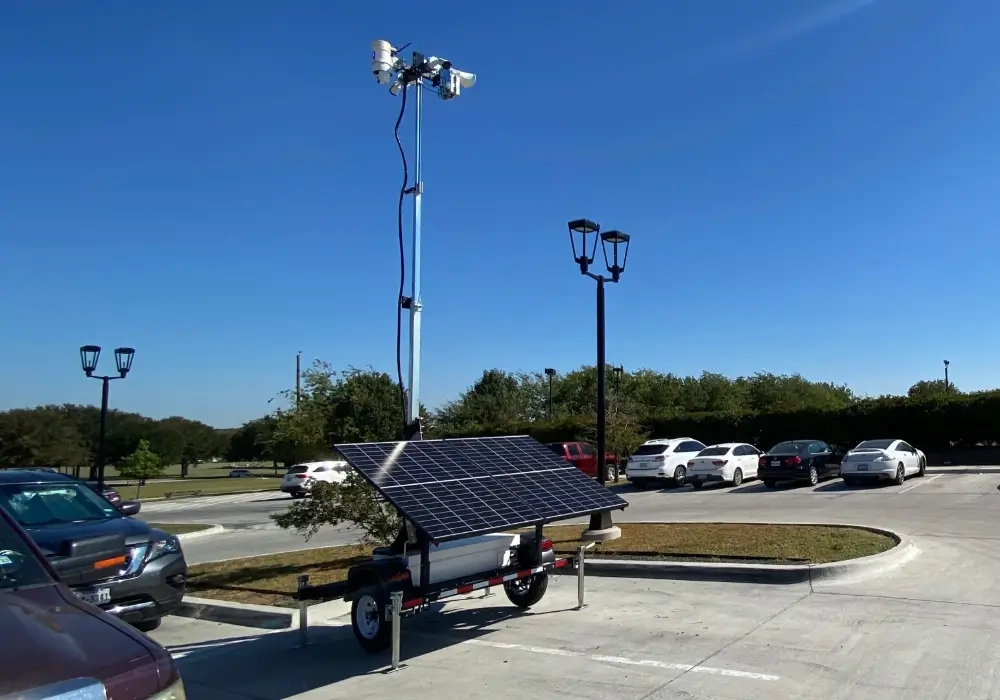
[335,435,628,543]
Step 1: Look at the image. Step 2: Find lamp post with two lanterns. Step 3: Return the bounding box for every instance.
[567,218,630,541]
[79,345,135,490]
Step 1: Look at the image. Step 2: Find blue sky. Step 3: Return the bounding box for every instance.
[3,0,999,428]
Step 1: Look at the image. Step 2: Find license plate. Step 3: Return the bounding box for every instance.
[857,464,868,471]
[771,460,780,467]
[75,587,111,606]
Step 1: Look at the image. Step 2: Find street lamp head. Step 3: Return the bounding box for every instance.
[600,230,630,282]
[544,367,556,377]
[568,219,600,274]
[114,347,135,378]
[79,345,101,377]
[944,360,950,367]
[612,365,623,376]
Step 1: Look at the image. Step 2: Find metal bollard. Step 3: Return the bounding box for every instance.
[389,590,404,672]
[482,585,494,598]
[577,542,596,610]
[297,574,311,648]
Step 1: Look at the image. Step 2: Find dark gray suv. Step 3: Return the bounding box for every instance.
[0,470,187,631]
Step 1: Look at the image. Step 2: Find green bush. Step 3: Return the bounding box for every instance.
[435,392,1000,452]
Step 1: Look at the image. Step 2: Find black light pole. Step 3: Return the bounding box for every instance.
[568,218,630,541]
[79,345,135,490]
[944,360,950,393]
[544,368,556,420]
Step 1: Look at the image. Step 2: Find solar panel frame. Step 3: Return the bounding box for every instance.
[335,435,627,543]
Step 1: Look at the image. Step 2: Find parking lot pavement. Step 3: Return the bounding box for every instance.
[161,563,1000,700]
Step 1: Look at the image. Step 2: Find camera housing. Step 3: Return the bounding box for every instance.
[372,40,397,84]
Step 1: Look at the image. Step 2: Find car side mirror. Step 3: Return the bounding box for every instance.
[48,533,128,587]
[119,501,141,517]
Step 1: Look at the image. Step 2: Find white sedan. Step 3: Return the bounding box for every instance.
[840,439,927,485]
[686,443,762,488]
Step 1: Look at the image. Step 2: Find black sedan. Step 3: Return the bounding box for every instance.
[0,470,187,632]
[757,440,843,488]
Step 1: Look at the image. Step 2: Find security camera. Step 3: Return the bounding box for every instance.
[372,40,397,85]
[426,56,452,74]
[439,68,476,99]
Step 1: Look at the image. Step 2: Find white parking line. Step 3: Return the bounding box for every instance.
[463,639,780,681]
[899,474,943,494]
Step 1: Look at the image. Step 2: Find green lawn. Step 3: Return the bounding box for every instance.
[119,477,282,501]
[186,522,896,608]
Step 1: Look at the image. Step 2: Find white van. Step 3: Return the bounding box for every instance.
[280,460,350,498]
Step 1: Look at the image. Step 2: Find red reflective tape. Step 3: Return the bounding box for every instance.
[456,583,475,595]
[403,599,422,609]
[554,558,569,569]
[487,575,504,586]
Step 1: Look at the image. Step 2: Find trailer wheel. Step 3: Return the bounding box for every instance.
[504,573,548,608]
[351,590,392,653]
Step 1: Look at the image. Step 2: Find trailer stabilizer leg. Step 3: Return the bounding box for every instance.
[389,590,404,672]
[297,574,311,648]
[577,543,596,610]
[482,585,494,598]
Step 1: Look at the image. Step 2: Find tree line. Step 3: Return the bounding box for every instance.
[0,361,977,475]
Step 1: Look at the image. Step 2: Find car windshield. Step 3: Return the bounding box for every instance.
[696,446,731,457]
[0,483,122,527]
[0,511,54,590]
[633,444,669,456]
[855,439,895,450]
[767,441,809,454]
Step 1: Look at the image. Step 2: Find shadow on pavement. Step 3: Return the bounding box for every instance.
[170,602,562,700]
[249,496,291,503]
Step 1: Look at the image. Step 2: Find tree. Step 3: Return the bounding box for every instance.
[908,379,956,401]
[116,439,164,498]
[271,473,401,545]
[579,374,649,482]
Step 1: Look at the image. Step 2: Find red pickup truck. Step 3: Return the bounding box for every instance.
[546,442,618,478]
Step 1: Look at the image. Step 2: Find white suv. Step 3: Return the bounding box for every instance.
[626,438,706,489]
[280,460,350,498]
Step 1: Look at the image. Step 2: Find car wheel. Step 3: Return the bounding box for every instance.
[763,480,777,488]
[691,481,704,490]
[894,464,905,486]
[731,468,743,488]
[352,591,392,653]
[504,573,548,608]
[132,618,161,633]
[672,466,687,488]
[807,467,819,486]
[917,457,926,477]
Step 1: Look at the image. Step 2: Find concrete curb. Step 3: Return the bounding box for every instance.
[139,486,277,503]
[176,524,226,542]
[173,595,351,630]
[559,524,917,586]
[926,466,1000,474]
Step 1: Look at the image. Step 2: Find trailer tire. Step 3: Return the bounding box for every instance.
[351,590,392,653]
[504,573,548,609]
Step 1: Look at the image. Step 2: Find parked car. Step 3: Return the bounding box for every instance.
[281,460,350,498]
[83,480,123,507]
[229,468,254,478]
[545,442,618,478]
[0,470,187,632]
[841,438,927,485]
[0,501,186,699]
[625,437,707,488]
[687,443,763,488]
[757,440,843,487]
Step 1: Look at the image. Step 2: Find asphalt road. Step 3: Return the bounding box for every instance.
[143,471,1000,564]
[154,535,1000,699]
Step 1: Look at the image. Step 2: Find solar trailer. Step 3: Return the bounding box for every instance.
[334,435,627,658]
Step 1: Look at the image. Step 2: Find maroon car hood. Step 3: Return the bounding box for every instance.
[0,584,161,698]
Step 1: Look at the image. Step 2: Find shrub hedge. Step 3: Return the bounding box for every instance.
[435,392,1000,453]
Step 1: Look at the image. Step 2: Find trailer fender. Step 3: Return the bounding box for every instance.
[344,559,410,602]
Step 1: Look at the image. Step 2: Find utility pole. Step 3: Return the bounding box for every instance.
[944,360,950,394]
